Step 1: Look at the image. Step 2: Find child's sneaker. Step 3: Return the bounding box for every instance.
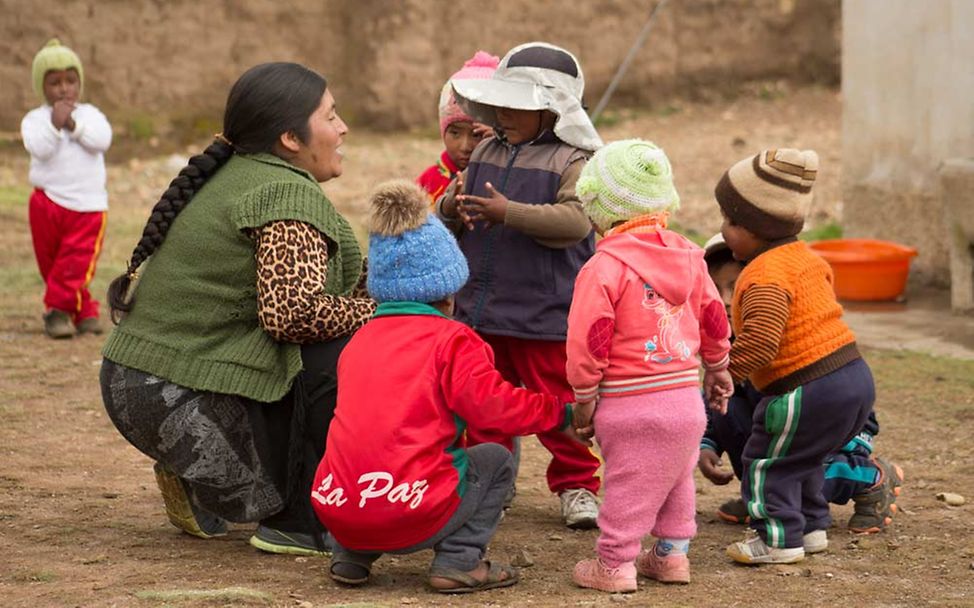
[43,309,74,339]
[726,530,804,565]
[635,543,690,584]
[560,488,599,529]
[153,462,227,539]
[802,529,828,554]
[716,497,750,524]
[572,558,637,593]
[848,457,904,534]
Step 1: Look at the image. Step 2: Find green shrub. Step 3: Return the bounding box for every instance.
[800,221,843,242]
[127,115,156,141]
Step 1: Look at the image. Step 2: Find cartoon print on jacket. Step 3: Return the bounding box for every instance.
[641,283,691,364]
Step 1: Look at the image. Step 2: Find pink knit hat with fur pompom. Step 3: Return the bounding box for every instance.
[438,51,499,137]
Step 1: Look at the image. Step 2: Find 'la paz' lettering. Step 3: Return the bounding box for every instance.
[312,472,429,509]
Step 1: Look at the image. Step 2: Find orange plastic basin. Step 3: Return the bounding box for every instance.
[808,239,917,301]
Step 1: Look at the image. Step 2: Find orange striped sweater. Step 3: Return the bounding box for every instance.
[729,239,859,393]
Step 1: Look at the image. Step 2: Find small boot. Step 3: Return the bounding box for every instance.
[848,457,904,534]
[717,497,750,524]
[76,316,105,335]
[43,310,74,339]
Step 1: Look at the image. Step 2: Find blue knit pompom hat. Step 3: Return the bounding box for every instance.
[367,180,469,303]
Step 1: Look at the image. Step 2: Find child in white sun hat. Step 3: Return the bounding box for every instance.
[434,41,604,530]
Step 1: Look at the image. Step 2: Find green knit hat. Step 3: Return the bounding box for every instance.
[32,38,83,101]
[576,139,680,232]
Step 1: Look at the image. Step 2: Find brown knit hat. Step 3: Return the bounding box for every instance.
[714,148,818,240]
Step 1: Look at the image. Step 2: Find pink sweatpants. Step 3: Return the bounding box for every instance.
[594,386,706,567]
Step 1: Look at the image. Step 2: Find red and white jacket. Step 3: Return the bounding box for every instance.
[566,229,730,402]
[312,302,570,551]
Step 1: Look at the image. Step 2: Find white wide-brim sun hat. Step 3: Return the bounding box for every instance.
[451,41,604,152]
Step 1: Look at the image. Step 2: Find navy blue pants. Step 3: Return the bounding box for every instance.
[704,383,880,505]
[740,359,874,548]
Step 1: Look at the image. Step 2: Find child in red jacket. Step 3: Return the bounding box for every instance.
[416,51,498,203]
[312,180,578,594]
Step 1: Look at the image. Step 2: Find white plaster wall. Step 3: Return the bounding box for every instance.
[842,0,974,285]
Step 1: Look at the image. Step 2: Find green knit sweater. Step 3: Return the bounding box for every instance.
[102,153,362,402]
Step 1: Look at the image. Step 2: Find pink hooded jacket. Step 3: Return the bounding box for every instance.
[566,229,731,402]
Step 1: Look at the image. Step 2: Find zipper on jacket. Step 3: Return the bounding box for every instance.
[470,142,521,329]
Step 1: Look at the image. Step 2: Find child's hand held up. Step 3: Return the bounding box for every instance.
[459,181,509,226]
[442,173,477,231]
[51,100,76,131]
[471,122,493,139]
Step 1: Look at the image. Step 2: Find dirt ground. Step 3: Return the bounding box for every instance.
[2,87,973,607]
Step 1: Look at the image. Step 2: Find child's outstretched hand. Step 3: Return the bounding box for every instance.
[698,449,734,485]
[703,368,733,415]
[571,399,597,443]
[458,181,509,226]
[443,173,476,231]
[563,422,593,447]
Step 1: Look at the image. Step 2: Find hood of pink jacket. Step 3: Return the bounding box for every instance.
[596,230,703,305]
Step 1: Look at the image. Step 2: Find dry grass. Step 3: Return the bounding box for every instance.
[0,85,842,327]
[10,88,972,607]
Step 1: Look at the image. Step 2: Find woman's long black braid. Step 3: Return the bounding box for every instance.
[105,62,326,323]
[106,139,233,322]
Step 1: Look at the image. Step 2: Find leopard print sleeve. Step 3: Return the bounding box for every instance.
[252,220,376,344]
[350,257,370,299]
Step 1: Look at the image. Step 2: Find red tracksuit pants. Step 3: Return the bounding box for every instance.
[466,334,602,495]
[29,189,107,323]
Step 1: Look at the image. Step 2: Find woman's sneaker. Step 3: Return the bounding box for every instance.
[726,530,804,565]
[249,525,332,557]
[572,558,637,593]
[153,463,227,539]
[848,457,904,534]
[635,543,690,584]
[717,497,750,524]
[802,529,828,554]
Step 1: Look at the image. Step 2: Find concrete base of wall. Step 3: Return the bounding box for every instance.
[940,159,974,315]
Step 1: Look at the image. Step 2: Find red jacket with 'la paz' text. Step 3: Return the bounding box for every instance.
[311,302,570,551]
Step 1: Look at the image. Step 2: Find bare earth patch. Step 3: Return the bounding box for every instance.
[2,88,972,607]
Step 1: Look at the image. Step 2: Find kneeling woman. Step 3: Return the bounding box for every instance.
[100,62,373,555]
